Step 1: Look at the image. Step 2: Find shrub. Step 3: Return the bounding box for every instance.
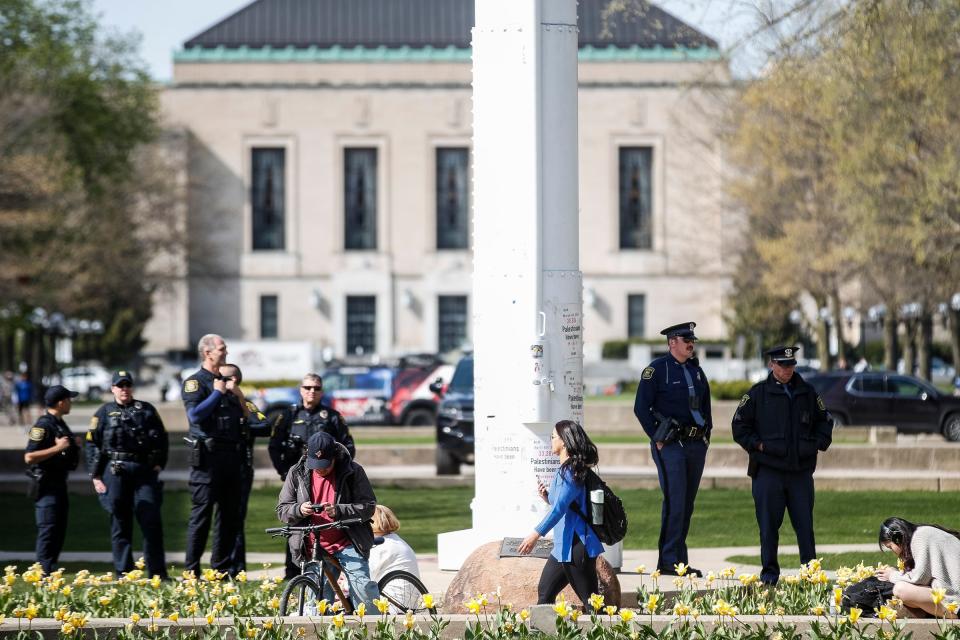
[710,380,755,400]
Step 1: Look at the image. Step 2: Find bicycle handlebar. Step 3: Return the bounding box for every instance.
[265,517,364,537]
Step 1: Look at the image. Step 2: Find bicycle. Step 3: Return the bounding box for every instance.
[266,517,433,616]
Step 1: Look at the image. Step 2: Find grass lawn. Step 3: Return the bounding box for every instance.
[0,488,956,560]
[724,551,889,571]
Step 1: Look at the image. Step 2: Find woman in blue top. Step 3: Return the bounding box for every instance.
[518,420,605,608]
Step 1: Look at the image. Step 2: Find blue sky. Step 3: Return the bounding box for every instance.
[91,0,760,81]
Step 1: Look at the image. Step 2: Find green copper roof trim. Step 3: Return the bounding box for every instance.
[174,44,721,64]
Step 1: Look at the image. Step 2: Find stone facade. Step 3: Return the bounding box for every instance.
[144,30,732,361]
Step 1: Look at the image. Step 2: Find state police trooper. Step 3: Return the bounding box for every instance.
[634,322,711,576]
[732,345,833,584]
[85,371,169,579]
[23,385,82,573]
[181,334,252,576]
[268,372,355,578]
[217,363,271,575]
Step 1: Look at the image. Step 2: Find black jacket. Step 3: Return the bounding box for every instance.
[276,442,376,563]
[732,372,833,473]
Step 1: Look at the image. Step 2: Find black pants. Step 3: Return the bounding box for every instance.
[752,465,816,584]
[185,464,242,575]
[35,486,68,574]
[221,467,254,575]
[537,535,598,610]
[104,462,167,578]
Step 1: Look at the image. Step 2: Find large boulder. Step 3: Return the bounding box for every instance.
[442,541,620,613]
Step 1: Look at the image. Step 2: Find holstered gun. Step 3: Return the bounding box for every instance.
[650,409,681,445]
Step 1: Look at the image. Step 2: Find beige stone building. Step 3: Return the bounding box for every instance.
[145,0,733,362]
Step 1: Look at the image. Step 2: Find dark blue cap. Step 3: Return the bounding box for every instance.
[44,385,78,407]
[766,345,799,365]
[112,370,134,386]
[660,322,698,340]
[305,431,336,470]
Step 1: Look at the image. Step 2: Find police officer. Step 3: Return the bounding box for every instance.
[732,345,833,584]
[24,385,82,573]
[85,371,169,579]
[216,363,271,575]
[634,322,711,576]
[268,372,355,578]
[181,333,249,576]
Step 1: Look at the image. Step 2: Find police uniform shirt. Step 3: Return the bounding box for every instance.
[181,369,244,442]
[289,403,355,457]
[634,355,713,439]
[85,400,168,478]
[25,413,78,484]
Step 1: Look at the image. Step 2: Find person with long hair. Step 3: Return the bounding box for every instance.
[875,517,960,617]
[517,420,605,609]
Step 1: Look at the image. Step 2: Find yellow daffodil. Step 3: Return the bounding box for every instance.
[504,621,515,633]
[834,587,843,607]
[223,583,236,594]
[186,602,199,616]
[245,626,256,638]
[477,592,489,606]
[54,606,68,621]
[356,602,366,618]
[877,605,898,622]
[757,604,767,615]
[587,593,604,611]
[262,620,274,630]
[932,588,947,605]
[738,574,759,586]
[810,605,826,616]
[552,601,571,619]
[205,613,215,625]
[712,600,737,617]
[236,571,247,583]
[897,558,905,571]
[570,610,581,622]
[720,566,736,579]
[61,585,72,596]
[673,602,690,616]
[268,596,280,610]
[227,595,240,607]
[604,605,617,616]
[520,608,530,621]
[98,596,112,606]
[620,609,636,622]
[636,564,646,575]
[61,622,75,635]
[848,607,862,624]
[404,611,415,629]
[135,557,146,569]
[645,594,660,614]
[467,599,482,615]
[373,597,390,614]
[317,599,330,615]
[332,613,345,628]
[130,613,141,624]
[169,612,180,622]
[674,563,688,576]
[297,627,306,637]
[421,594,435,610]
[945,601,959,615]
[651,569,661,579]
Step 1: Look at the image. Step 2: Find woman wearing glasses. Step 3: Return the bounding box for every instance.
[517,419,604,610]
[875,517,960,617]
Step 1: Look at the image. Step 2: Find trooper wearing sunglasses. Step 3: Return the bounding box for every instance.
[634,322,712,577]
[269,372,356,578]
[85,371,169,579]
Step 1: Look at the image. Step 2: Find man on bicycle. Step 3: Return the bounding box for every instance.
[276,431,380,608]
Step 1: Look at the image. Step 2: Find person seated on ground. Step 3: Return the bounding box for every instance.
[276,431,380,609]
[875,516,960,618]
[370,504,420,581]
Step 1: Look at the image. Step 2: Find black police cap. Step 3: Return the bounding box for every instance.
[44,385,78,407]
[112,370,134,386]
[660,322,698,340]
[766,345,799,366]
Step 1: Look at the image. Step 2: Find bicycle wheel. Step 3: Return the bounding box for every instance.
[377,570,433,614]
[280,575,324,616]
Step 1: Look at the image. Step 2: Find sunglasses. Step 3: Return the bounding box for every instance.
[301,386,323,392]
[115,382,133,389]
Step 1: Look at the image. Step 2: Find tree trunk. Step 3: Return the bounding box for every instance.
[916,313,933,381]
[816,316,831,371]
[901,320,916,376]
[883,310,898,371]
[949,309,960,379]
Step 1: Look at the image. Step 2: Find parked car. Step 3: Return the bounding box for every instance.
[46,364,112,400]
[807,371,960,441]
[262,355,452,426]
[431,354,474,475]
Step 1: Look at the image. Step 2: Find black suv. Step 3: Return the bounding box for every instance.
[431,354,474,475]
[808,371,960,441]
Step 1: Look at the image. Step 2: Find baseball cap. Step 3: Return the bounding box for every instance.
[44,385,79,407]
[112,370,134,386]
[305,431,337,470]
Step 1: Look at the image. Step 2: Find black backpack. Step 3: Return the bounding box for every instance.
[841,577,895,615]
[572,469,628,545]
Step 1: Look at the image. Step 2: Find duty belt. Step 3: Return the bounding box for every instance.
[107,451,148,463]
[680,426,708,440]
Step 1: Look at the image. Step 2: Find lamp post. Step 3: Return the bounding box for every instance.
[899,302,921,376]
